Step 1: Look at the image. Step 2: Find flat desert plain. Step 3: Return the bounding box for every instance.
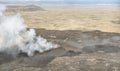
[6,4,120,33]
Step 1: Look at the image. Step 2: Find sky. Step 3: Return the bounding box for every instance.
[0,0,120,4]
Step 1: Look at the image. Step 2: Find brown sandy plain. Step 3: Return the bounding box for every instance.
[6,5,120,33]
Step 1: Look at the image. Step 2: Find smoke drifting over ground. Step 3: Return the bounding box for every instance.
[0,5,59,57]
[0,5,6,16]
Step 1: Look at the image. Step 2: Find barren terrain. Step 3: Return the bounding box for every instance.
[0,5,120,71]
[6,5,120,33]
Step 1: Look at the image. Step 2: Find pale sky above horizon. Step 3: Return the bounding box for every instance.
[0,0,119,1]
[0,0,120,4]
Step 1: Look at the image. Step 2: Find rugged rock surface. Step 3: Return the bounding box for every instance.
[1,29,120,71]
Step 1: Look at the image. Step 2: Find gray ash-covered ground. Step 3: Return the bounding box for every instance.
[1,29,120,71]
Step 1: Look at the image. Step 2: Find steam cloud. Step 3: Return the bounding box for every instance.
[0,5,59,57]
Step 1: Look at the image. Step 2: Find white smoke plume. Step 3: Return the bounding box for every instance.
[0,5,6,16]
[0,5,59,57]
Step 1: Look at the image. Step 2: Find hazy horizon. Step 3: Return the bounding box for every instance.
[0,0,120,5]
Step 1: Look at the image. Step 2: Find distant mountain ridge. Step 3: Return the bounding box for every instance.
[7,5,44,12]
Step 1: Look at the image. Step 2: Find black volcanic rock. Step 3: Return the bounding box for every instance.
[1,29,120,71]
